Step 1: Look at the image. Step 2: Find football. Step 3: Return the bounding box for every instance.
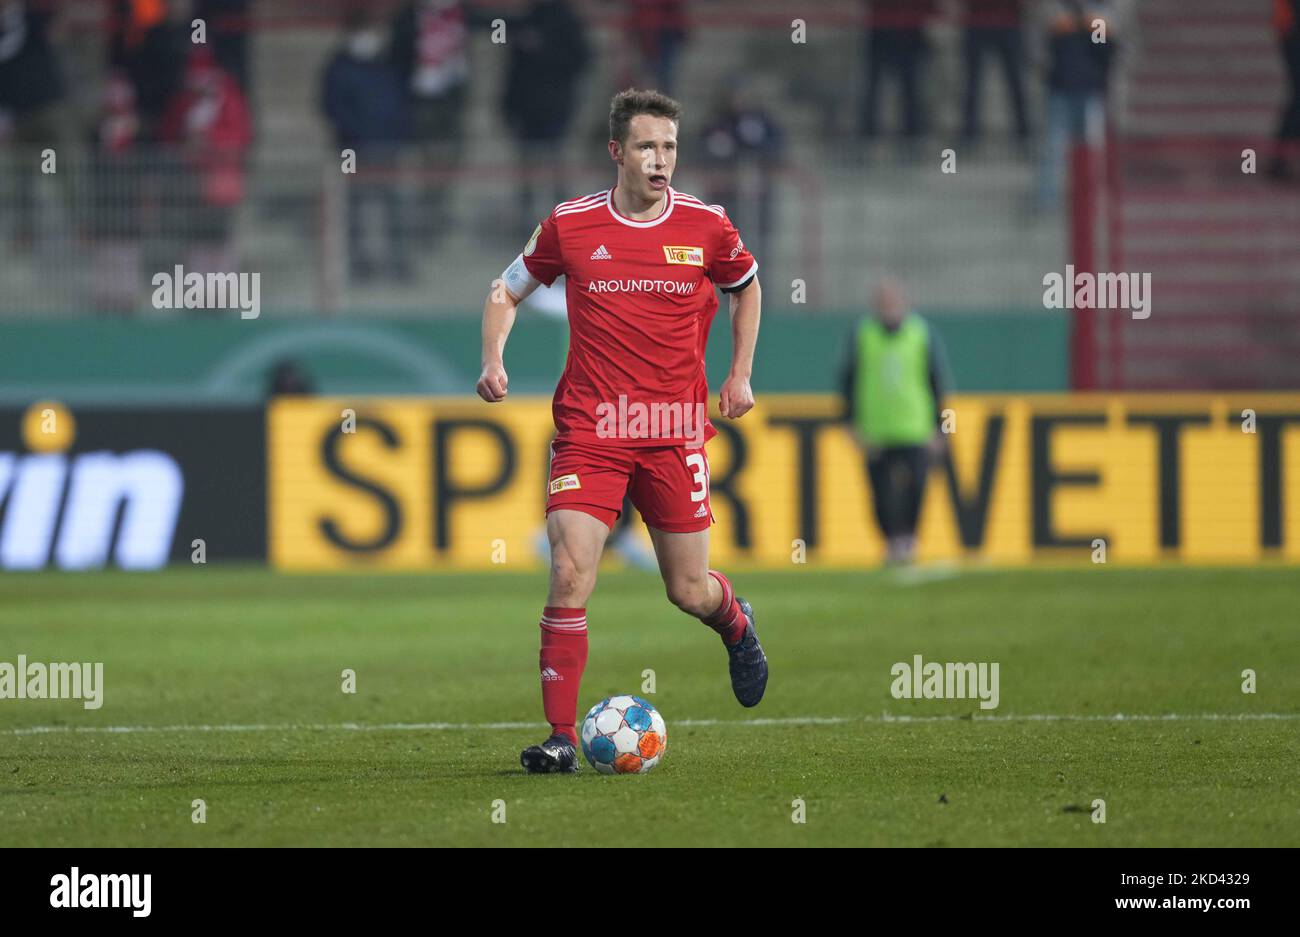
[580,696,667,775]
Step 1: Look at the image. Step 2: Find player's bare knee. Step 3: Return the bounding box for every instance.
[549,551,595,605]
[665,575,710,616]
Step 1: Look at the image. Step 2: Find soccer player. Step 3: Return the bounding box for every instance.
[476,88,768,774]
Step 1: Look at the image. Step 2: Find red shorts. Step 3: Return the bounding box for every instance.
[546,439,714,533]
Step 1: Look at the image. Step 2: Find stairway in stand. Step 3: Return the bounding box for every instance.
[1102,0,1299,389]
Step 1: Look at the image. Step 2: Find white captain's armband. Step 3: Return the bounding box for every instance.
[500,253,540,302]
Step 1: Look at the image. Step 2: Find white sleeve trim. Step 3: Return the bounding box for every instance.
[717,260,759,292]
[500,253,541,303]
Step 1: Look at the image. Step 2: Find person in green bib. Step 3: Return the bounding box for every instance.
[839,278,951,564]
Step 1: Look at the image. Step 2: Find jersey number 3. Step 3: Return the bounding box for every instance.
[686,453,708,503]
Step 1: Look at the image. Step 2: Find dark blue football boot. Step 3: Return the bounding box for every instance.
[520,733,579,774]
[726,597,768,707]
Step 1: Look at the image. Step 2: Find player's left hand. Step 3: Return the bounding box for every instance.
[719,374,754,419]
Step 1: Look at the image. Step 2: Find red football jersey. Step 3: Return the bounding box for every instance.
[514,187,757,449]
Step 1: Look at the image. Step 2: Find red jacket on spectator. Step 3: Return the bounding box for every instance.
[158,48,252,206]
[1278,0,1298,37]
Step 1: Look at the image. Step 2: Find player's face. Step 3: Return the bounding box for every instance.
[613,115,678,202]
[875,280,909,329]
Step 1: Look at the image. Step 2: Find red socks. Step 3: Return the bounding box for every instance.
[538,577,740,743]
[539,607,588,745]
[701,570,747,646]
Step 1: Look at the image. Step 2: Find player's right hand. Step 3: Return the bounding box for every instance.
[476,364,509,402]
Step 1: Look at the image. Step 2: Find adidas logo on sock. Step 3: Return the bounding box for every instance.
[540,667,562,681]
[590,244,612,260]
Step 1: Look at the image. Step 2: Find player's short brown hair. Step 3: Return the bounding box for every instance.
[608,88,682,145]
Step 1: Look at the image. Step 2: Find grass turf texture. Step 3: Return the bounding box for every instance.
[1,567,1297,847]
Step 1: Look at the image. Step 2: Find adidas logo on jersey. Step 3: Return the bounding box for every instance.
[541,667,562,682]
[590,245,613,260]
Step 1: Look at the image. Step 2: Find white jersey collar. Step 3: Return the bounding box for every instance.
[606,186,675,228]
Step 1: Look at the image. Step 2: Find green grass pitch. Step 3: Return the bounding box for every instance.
[1,566,1297,847]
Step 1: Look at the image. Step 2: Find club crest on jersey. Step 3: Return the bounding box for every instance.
[549,473,581,494]
[662,245,704,266]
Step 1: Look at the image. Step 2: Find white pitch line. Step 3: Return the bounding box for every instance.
[2,712,1298,737]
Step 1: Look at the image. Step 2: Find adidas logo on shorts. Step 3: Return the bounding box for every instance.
[693,503,708,519]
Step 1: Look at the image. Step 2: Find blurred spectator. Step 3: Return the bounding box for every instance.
[1034,0,1116,208]
[0,0,64,141]
[322,8,412,282]
[860,0,937,140]
[107,0,192,141]
[617,0,688,96]
[1272,0,1300,178]
[502,0,591,230]
[268,359,316,396]
[840,278,951,566]
[94,69,141,164]
[391,0,470,247]
[196,0,250,92]
[699,79,782,266]
[87,69,144,312]
[0,0,67,249]
[961,0,1030,143]
[392,0,468,137]
[158,46,252,279]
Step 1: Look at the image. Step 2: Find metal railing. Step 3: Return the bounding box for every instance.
[0,141,1067,318]
[1070,136,1300,390]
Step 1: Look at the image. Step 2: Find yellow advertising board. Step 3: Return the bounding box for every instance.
[268,394,1300,569]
